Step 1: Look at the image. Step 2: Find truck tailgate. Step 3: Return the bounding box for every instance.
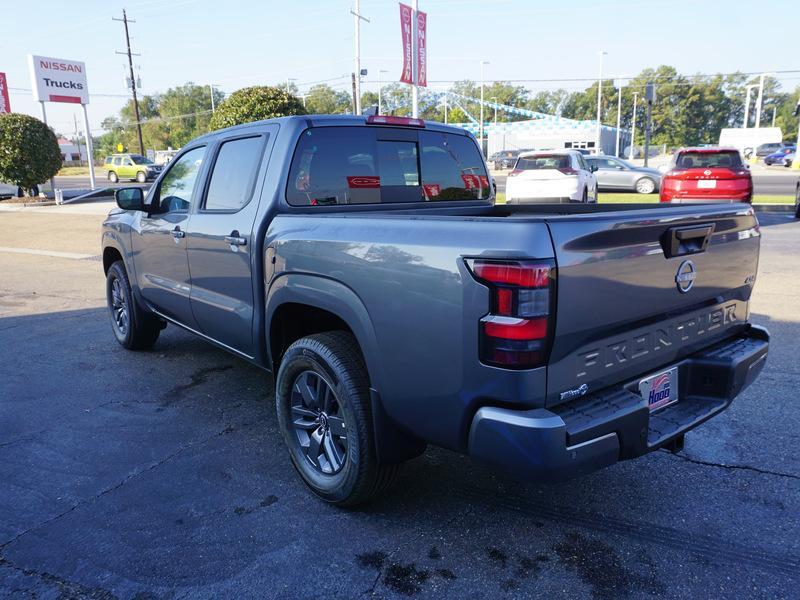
[544,204,759,406]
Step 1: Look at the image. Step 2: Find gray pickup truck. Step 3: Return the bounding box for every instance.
[102,115,769,506]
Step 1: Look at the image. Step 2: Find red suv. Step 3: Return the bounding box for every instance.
[660,148,752,203]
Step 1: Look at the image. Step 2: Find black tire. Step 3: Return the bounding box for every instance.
[136,171,147,183]
[106,261,162,350]
[635,177,656,194]
[108,171,119,183]
[581,187,588,203]
[275,331,400,507]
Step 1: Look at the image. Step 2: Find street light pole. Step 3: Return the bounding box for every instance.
[595,50,607,155]
[615,80,623,157]
[630,91,638,159]
[209,84,216,112]
[444,93,448,124]
[351,0,369,115]
[378,69,388,114]
[480,60,489,157]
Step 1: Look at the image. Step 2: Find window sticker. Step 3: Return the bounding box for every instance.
[347,175,381,188]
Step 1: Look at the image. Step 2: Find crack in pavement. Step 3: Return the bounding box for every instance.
[0,555,117,599]
[0,424,236,551]
[663,450,800,480]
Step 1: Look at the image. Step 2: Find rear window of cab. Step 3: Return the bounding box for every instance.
[286,127,490,205]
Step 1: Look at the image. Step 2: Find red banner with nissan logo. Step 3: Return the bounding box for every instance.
[416,9,427,87]
[399,3,413,85]
[0,73,10,113]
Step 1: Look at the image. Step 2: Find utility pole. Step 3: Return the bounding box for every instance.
[73,114,83,167]
[350,72,357,114]
[113,9,144,154]
[209,84,216,112]
[443,93,448,124]
[629,91,638,160]
[351,0,369,115]
[644,83,655,167]
[286,77,296,94]
[491,96,497,125]
[772,106,776,127]
[595,50,607,155]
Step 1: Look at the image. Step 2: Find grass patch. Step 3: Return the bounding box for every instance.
[496,192,793,205]
[599,193,794,204]
[56,166,91,176]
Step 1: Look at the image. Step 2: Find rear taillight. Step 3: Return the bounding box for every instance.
[557,167,578,175]
[508,169,523,177]
[467,259,555,369]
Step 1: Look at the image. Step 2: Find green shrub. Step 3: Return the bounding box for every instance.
[0,113,62,195]
[209,86,306,130]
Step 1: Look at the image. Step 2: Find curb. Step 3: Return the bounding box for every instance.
[753,204,795,213]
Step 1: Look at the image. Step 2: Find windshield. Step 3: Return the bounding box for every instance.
[516,155,570,170]
[675,151,743,169]
[130,155,154,165]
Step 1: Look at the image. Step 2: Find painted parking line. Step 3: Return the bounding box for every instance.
[0,246,96,260]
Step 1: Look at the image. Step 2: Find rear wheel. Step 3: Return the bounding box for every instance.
[635,177,656,194]
[581,188,588,203]
[108,171,119,183]
[106,261,162,350]
[136,171,147,183]
[275,331,401,506]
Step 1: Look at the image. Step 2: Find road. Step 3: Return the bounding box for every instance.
[0,208,798,598]
[492,170,798,196]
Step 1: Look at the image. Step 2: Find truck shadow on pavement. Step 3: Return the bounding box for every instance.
[0,307,798,598]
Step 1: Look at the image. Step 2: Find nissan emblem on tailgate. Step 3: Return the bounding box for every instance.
[675,259,697,293]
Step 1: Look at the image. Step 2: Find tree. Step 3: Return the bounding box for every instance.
[209,86,306,130]
[305,84,351,114]
[0,113,61,196]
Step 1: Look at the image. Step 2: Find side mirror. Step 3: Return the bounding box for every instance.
[115,187,146,211]
[590,164,599,172]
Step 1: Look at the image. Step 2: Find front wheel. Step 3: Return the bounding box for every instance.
[136,171,147,183]
[106,261,163,350]
[108,171,119,183]
[635,177,656,194]
[275,332,401,506]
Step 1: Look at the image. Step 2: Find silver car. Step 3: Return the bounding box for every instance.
[585,155,662,194]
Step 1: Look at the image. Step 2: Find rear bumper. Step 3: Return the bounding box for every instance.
[467,325,769,483]
[507,196,575,204]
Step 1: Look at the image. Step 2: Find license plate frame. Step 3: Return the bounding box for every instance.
[639,367,679,412]
[697,179,717,189]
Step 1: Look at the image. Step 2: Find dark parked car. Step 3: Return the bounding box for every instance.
[585,155,662,193]
[102,115,768,506]
[755,142,790,158]
[493,149,522,169]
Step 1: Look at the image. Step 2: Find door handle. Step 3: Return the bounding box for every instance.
[224,230,247,246]
[171,226,185,239]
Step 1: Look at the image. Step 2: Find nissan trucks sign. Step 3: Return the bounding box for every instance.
[28,55,89,105]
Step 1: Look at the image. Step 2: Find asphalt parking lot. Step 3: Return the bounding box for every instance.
[0,208,798,599]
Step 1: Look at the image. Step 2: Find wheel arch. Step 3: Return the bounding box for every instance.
[266,274,425,464]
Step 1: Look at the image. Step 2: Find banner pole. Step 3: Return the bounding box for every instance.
[39,101,56,198]
[411,0,418,118]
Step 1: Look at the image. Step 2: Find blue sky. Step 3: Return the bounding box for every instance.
[3,0,797,135]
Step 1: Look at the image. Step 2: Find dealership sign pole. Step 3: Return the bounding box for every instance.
[28,55,96,190]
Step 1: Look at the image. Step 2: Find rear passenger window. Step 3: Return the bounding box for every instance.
[286,126,489,206]
[204,136,265,211]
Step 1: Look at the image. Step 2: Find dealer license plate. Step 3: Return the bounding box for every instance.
[639,367,679,412]
[697,179,717,189]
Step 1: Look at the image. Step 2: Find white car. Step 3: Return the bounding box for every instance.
[505,150,598,203]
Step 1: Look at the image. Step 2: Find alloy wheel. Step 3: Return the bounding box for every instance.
[110,277,129,335]
[290,370,348,475]
[636,178,655,194]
